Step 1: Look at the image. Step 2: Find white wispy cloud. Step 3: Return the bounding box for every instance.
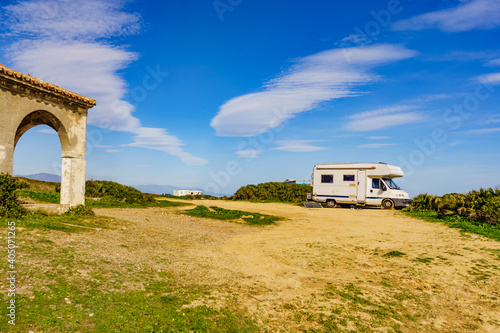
[464,128,500,135]
[345,105,423,132]
[210,44,417,137]
[359,143,397,148]
[483,116,500,124]
[37,128,58,135]
[393,0,500,32]
[2,0,141,40]
[367,136,390,140]
[404,93,456,104]
[426,50,500,62]
[339,34,370,46]
[1,0,207,166]
[486,58,500,66]
[477,72,500,85]
[235,150,263,158]
[126,128,207,166]
[10,40,141,131]
[272,140,326,153]
[105,149,121,153]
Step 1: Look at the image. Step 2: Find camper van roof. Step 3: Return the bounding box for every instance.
[314,162,404,178]
[315,162,384,168]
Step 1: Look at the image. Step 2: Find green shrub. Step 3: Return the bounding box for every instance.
[86,180,155,204]
[409,194,439,211]
[232,182,312,202]
[0,173,28,218]
[65,204,95,216]
[409,188,500,226]
[478,196,500,225]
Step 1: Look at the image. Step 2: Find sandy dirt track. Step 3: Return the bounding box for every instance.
[93,200,500,332]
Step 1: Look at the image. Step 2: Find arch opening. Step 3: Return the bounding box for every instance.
[14,124,62,180]
[14,110,71,155]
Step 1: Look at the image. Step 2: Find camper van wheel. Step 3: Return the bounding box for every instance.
[382,199,394,210]
[326,200,337,208]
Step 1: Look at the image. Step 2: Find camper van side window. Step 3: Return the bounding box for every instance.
[372,179,381,189]
[321,175,333,183]
[344,175,355,182]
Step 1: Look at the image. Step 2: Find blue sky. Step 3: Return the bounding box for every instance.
[2,0,500,196]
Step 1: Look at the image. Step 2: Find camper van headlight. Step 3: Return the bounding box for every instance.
[397,194,405,197]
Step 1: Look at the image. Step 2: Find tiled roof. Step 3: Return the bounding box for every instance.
[0,64,96,106]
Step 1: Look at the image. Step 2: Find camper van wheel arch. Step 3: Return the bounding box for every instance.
[382,199,394,210]
[326,199,337,208]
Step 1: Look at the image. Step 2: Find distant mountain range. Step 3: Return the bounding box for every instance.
[15,173,61,183]
[14,173,226,196]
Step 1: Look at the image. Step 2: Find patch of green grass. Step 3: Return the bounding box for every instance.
[482,248,500,261]
[467,261,498,281]
[16,190,60,204]
[1,213,111,233]
[383,251,407,258]
[414,257,434,264]
[184,205,281,225]
[403,210,500,241]
[316,282,423,331]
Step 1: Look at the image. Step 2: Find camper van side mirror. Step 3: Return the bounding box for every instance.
[382,185,387,191]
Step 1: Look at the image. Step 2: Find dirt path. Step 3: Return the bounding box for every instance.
[94,200,500,332]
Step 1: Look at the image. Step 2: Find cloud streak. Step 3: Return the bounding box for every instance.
[235,150,263,158]
[345,105,423,132]
[359,143,397,148]
[393,0,500,32]
[1,0,207,166]
[464,128,500,135]
[477,72,500,85]
[1,0,141,40]
[272,140,326,153]
[211,44,417,137]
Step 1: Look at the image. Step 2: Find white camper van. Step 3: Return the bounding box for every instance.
[308,162,410,209]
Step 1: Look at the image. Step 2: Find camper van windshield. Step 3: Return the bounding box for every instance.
[382,178,401,190]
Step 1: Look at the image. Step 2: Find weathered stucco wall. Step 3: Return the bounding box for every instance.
[0,65,95,207]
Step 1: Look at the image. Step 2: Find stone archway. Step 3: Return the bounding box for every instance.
[0,65,95,207]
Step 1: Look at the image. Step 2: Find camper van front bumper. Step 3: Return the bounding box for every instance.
[393,198,410,208]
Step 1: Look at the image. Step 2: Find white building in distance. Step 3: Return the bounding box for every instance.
[173,189,203,196]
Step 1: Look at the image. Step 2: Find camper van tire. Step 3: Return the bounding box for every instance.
[382,199,394,210]
[326,199,337,208]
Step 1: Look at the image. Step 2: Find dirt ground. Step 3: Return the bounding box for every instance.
[90,200,500,332]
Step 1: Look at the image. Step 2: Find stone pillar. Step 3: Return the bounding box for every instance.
[60,157,86,206]
[0,142,14,175]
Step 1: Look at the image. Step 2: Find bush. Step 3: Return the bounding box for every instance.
[86,180,155,204]
[478,196,500,225]
[0,173,28,218]
[409,188,500,226]
[65,204,95,216]
[232,182,312,203]
[409,193,439,211]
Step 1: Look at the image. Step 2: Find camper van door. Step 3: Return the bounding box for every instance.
[357,170,366,203]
